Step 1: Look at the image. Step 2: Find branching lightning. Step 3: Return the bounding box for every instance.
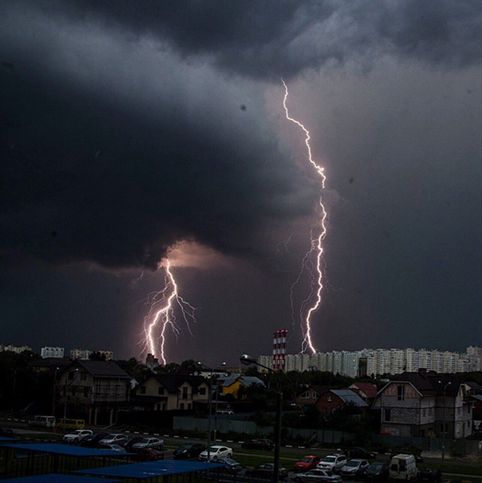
[142,258,195,365]
[282,79,328,354]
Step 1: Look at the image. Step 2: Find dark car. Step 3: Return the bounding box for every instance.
[248,463,288,479]
[131,448,164,461]
[123,436,146,451]
[80,432,109,447]
[241,439,274,451]
[173,443,206,459]
[0,427,14,436]
[364,462,389,482]
[219,457,243,474]
[418,469,442,483]
[349,447,377,459]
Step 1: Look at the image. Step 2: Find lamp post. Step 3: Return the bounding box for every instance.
[240,354,282,483]
[438,380,452,464]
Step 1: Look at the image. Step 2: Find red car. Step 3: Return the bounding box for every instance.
[294,455,321,472]
[131,448,164,461]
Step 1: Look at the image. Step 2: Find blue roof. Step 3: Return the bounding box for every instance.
[78,460,223,479]
[1,443,131,458]
[0,436,15,441]
[0,475,119,483]
[331,389,368,407]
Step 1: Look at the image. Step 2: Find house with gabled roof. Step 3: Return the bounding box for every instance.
[315,388,368,414]
[133,374,209,411]
[372,370,474,438]
[57,360,131,425]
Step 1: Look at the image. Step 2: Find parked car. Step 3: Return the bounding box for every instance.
[131,448,164,461]
[63,429,93,443]
[28,415,56,428]
[247,463,288,479]
[317,454,347,472]
[389,454,418,481]
[364,462,389,482]
[417,469,441,483]
[173,443,205,459]
[340,459,370,477]
[349,447,377,459]
[294,455,321,472]
[199,445,233,461]
[293,469,343,482]
[241,438,273,451]
[80,432,109,447]
[104,443,127,453]
[0,427,14,436]
[219,457,243,474]
[99,433,128,446]
[131,437,164,450]
[123,436,146,450]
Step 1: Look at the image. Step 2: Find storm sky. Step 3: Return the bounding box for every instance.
[1,1,481,364]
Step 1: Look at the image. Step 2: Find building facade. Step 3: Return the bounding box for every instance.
[41,347,64,359]
[372,372,473,439]
[57,360,130,424]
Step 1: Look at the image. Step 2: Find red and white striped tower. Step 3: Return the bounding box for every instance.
[272,329,288,372]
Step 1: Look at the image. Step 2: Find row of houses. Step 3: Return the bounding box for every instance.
[36,357,482,439]
[297,372,481,439]
[34,358,263,425]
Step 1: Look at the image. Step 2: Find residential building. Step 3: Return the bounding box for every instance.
[315,389,368,415]
[372,371,474,439]
[258,346,479,376]
[295,385,329,408]
[57,360,130,425]
[70,349,91,360]
[349,382,378,402]
[41,347,64,359]
[0,344,32,354]
[133,374,209,411]
[221,374,265,399]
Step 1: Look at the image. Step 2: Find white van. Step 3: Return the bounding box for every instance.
[28,415,56,428]
[389,454,417,481]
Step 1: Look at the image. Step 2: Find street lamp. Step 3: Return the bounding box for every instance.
[197,361,216,462]
[438,380,452,464]
[240,354,282,483]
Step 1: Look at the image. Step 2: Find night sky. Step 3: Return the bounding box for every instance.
[1,1,480,365]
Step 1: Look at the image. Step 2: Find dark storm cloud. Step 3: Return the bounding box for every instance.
[0,4,313,269]
[18,0,482,79]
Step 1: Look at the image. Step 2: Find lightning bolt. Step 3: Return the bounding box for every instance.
[143,258,195,365]
[282,79,327,354]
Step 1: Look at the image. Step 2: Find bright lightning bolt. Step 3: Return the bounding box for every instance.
[142,258,195,365]
[282,79,328,354]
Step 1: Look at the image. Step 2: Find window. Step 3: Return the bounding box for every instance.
[158,387,164,395]
[140,386,146,394]
[385,409,391,421]
[422,408,426,417]
[397,385,405,400]
[199,387,206,396]
[81,372,87,381]
[83,387,90,397]
[182,387,188,399]
[180,403,184,410]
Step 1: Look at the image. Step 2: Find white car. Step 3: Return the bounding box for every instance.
[199,445,233,461]
[131,437,164,450]
[317,454,347,472]
[99,433,128,446]
[294,469,343,482]
[340,459,370,477]
[63,429,93,443]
